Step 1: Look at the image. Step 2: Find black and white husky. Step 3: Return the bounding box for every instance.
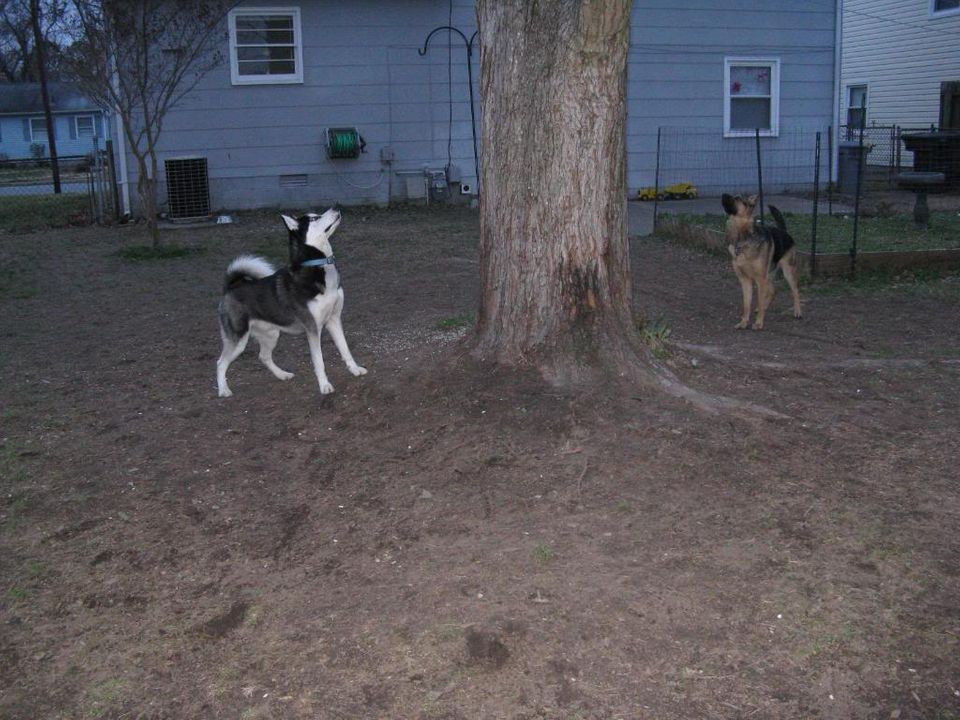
[216,208,367,397]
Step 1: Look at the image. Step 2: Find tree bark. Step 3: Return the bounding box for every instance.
[474,0,636,377]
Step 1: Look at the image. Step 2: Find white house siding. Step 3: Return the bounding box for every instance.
[840,0,960,129]
[627,1,837,196]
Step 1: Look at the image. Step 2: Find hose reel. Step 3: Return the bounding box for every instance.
[325,127,366,159]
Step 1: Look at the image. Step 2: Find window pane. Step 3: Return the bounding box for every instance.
[232,13,298,79]
[848,86,867,108]
[236,15,293,31]
[730,98,771,130]
[31,118,49,140]
[77,117,95,137]
[238,60,296,76]
[935,0,960,10]
[847,108,865,129]
[237,46,294,62]
[235,28,294,45]
[730,65,771,96]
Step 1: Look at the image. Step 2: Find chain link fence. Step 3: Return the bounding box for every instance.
[651,124,960,277]
[0,140,119,224]
[654,126,823,198]
[838,124,941,190]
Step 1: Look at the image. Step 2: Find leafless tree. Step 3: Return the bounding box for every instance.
[65,0,233,245]
[0,1,34,81]
[0,0,65,83]
[29,0,64,191]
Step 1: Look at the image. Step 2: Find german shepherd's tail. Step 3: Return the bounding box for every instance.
[766,206,795,266]
[768,205,788,232]
[223,255,275,292]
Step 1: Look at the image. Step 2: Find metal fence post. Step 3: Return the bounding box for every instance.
[850,98,866,276]
[812,131,821,279]
[653,127,662,232]
[827,124,834,216]
[755,127,764,225]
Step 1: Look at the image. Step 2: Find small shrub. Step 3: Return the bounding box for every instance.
[638,314,672,359]
[531,543,557,562]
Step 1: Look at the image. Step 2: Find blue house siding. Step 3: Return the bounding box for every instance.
[0,112,107,160]
[626,2,837,195]
[126,0,836,212]
[132,0,479,213]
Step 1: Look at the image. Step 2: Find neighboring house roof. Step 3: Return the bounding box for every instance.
[0,82,101,116]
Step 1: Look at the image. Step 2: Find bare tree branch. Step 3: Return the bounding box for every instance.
[63,0,234,246]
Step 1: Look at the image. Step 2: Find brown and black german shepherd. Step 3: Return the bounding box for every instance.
[721,193,802,330]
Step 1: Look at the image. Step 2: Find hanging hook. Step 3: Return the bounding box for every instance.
[419,26,472,57]
[418,26,481,194]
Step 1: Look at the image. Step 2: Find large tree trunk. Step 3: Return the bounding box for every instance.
[474,0,637,377]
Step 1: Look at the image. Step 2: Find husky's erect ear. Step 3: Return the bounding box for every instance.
[721,193,738,216]
[281,214,299,233]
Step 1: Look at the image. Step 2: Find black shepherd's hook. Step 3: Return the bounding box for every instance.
[419,26,480,194]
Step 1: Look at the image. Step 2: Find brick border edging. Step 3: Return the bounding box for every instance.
[655,220,960,277]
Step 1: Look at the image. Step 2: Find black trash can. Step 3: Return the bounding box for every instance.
[838,141,871,195]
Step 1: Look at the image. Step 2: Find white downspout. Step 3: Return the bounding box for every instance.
[110,59,131,215]
[832,0,843,184]
[113,108,130,216]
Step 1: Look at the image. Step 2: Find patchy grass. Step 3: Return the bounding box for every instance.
[83,678,127,718]
[669,210,960,254]
[531,543,557,562]
[434,314,473,332]
[806,268,960,300]
[0,194,90,234]
[116,244,206,262]
[0,263,36,299]
[4,585,30,604]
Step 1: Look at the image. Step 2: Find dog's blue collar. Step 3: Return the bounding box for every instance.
[301,256,336,268]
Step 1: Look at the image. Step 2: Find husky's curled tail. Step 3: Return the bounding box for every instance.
[223,255,275,292]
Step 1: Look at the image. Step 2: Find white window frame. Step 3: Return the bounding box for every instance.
[724,57,780,138]
[75,114,96,138]
[845,83,868,129]
[29,117,49,143]
[930,0,960,18]
[228,6,303,86]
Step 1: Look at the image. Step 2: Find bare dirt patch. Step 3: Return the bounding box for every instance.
[1,206,958,719]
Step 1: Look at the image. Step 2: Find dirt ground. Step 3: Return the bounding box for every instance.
[1,206,959,720]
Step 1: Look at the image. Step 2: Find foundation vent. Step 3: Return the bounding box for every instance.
[164,157,210,220]
[280,173,309,187]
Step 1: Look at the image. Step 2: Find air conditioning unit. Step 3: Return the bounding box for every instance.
[164,156,210,220]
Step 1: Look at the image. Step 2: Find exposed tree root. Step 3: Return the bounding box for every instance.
[650,365,790,420]
[506,328,792,421]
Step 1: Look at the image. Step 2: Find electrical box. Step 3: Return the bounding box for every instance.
[428,170,449,201]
